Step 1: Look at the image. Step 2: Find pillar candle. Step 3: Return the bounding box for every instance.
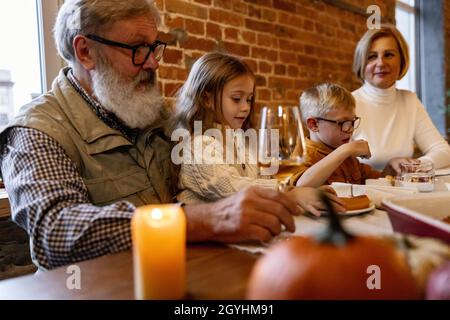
[132,204,186,299]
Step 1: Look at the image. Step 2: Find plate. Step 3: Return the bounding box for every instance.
[435,168,450,176]
[341,203,376,216]
[307,203,376,219]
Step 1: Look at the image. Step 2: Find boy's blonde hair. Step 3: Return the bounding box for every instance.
[353,24,410,83]
[300,83,355,123]
[172,52,255,133]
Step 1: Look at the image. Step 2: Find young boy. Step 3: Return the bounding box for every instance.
[294,83,399,187]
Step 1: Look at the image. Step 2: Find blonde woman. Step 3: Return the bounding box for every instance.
[352,24,450,173]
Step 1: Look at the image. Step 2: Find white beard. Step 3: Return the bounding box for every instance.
[91,58,164,130]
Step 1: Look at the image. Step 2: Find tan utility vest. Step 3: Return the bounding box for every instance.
[0,68,175,207]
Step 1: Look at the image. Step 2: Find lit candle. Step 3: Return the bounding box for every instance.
[132,204,186,300]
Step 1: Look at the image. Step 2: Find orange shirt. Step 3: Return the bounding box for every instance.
[292,139,382,185]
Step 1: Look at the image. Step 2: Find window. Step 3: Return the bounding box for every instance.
[395,0,416,92]
[0,114,9,127]
[0,0,61,130]
[0,86,11,106]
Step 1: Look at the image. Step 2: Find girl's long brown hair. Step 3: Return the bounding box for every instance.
[172,52,255,133]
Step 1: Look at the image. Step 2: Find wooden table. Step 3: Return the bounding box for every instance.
[0,209,394,300]
[0,243,260,300]
[0,189,10,219]
[1,174,449,300]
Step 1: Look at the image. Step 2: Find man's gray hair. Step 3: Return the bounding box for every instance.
[53,0,161,65]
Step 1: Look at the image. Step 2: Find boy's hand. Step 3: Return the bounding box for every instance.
[342,139,371,158]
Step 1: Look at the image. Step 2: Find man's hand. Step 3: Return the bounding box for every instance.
[185,186,302,243]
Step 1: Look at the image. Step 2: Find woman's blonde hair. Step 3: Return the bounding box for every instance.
[300,83,355,122]
[173,52,255,133]
[54,0,160,66]
[352,24,410,83]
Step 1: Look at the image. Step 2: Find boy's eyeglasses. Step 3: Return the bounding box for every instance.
[85,34,167,66]
[315,117,361,133]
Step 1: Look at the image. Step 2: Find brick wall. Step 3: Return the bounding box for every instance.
[154,0,395,109]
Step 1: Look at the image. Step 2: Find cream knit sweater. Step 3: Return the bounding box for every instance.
[177,130,278,204]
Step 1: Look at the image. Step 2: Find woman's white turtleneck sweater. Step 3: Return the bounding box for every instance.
[352,82,450,170]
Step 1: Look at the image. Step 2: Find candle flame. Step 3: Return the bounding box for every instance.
[151,208,164,220]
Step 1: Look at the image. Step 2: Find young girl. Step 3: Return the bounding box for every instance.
[173,52,341,216]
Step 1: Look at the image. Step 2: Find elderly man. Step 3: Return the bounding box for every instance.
[0,0,328,270]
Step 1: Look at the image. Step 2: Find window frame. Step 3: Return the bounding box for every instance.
[397,0,415,13]
[36,0,64,92]
[395,0,417,93]
[415,0,447,138]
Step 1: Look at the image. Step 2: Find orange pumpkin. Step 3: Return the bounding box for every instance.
[247,192,420,300]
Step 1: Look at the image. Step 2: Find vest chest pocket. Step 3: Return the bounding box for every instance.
[83,168,154,205]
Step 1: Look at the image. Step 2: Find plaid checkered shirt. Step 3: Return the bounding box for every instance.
[0,72,139,270]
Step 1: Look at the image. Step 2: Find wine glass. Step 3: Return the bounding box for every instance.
[258,105,307,191]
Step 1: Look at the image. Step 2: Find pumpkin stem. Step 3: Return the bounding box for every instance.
[314,191,354,245]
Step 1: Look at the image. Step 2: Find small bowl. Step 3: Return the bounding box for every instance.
[382,192,450,244]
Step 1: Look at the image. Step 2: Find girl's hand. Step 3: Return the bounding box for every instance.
[318,185,346,213]
[286,186,345,217]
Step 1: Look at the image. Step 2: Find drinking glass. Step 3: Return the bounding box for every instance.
[258,105,307,191]
[398,160,435,192]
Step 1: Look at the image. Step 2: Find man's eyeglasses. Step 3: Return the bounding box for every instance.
[315,117,361,133]
[85,34,167,66]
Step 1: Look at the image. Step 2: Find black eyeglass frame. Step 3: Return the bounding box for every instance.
[85,34,167,66]
[315,116,361,133]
